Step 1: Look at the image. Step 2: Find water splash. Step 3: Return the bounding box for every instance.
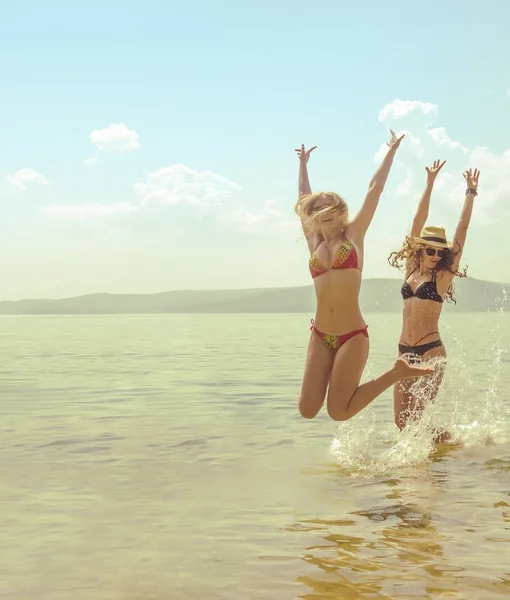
[330,309,509,476]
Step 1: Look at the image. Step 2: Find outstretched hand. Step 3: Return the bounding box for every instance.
[386,129,405,150]
[426,159,447,182]
[295,144,317,164]
[463,168,480,190]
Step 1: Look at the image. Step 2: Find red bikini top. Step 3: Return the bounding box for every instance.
[309,239,360,279]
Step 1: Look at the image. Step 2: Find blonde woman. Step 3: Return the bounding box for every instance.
[294,131,433,422]
[388,161,480,440]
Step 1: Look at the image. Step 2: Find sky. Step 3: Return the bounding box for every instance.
[1,0,510,300]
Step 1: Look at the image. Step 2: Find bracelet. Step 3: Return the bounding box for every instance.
[466,187,478,196]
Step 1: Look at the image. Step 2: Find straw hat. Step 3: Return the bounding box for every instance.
[413,225,449,249]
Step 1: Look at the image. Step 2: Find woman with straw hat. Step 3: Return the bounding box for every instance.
[388,161,480,441]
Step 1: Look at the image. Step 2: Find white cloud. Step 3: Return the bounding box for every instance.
[42,202,138,219]
[432,171,455,194]
[406,133,424,158]
[134,163,294,234]
[373,99,510,227]
[395,167,414,197]
[226,199,296,233]
[85,157,98,166]
[506,90,510,98]
[378,100,438,123]
[8,168,49,191]
[134,163,242,207]
[461,146,510,219]
[427,127,468,153]
[89,123,140,152]
[425,145,510,224]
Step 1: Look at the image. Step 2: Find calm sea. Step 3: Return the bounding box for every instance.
[2,313,509,600]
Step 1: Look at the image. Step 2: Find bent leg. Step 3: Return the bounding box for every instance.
[394,349,450,442]
[411,355,449,442]
[298,330,335,419]
[327,337,434,422]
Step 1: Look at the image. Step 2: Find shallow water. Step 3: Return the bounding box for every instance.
[1,313,509,599]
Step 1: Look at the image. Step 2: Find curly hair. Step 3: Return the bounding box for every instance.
[294,192,349,235]
[387,235,467,303]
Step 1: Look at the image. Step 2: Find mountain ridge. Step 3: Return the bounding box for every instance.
[0,277,508,314]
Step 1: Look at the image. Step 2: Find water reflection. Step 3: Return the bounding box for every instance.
[292,469,460,599]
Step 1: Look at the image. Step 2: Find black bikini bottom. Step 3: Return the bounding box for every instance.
[398,339,443,363]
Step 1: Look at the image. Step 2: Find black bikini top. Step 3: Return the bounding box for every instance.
[401,269,443,304]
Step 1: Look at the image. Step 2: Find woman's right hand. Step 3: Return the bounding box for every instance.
[425,159,446,183]
[295,144,317,164]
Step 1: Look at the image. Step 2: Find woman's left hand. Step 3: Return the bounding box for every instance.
[386,129,405,150]
[462,168,480,190]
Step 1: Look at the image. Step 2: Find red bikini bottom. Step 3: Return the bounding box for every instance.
[310,319,369,353]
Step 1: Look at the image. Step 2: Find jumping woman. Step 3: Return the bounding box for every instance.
[294,131,434,422]
[388,161,480,440]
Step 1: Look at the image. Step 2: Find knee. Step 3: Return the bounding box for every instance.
[298,396,321,419]
[327,404,350,422]
[326,388,352,421]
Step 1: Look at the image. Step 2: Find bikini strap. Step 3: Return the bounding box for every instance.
[412,331,440,346]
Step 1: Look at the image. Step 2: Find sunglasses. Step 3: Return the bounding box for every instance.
[425,247,448,259]
[310,204,338,215]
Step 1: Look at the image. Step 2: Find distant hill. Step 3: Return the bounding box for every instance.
[0,277,508,315]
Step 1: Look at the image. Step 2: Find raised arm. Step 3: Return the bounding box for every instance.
[410,159,446,236]
[349,130,404,240]
[295,143,317,199]
[450,168,480,272]
[294,144,318,250]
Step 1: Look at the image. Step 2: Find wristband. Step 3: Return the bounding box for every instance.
[466,187,478,196]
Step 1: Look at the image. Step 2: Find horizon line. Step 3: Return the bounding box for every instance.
[0,275,508,304]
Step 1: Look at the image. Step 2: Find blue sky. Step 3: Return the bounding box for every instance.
[1,0,510,299]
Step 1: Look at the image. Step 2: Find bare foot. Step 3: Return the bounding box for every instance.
[393,358,434,381]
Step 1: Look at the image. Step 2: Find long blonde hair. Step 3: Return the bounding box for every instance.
[388,235,467,303]
[294,192,349,235]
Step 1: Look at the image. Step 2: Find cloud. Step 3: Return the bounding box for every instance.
[373,99,510,227]
[8,168,49,191]
[34,159,289,235]
[506,90,510,98]
[427,127,468,153]
[225,199,296,233]
[395,167,414,197]
[454,146,510,219]
[89,123,140,152]
[133,163,294,234]
[429,137,510,222]
[134,163,242,207]
[42,202,138,219]
[378,100,438,123]
[85,157,98,166]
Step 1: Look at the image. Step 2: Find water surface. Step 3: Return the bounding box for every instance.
[2,313,509,599]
